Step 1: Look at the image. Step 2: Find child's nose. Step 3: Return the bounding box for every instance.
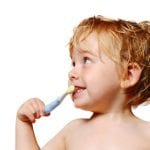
[68,68,79,81]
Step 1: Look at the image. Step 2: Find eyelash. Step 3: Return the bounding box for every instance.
[71,57,92,67]
[83,57,91,64]
[72,61,75,67]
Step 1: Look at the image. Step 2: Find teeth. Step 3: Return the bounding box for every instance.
[76,89,82,93]
[74,86,85,93]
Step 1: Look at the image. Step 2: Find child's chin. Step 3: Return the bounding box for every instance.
[73,99,89,109]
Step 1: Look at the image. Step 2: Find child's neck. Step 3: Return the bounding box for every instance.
[91,107,135,122]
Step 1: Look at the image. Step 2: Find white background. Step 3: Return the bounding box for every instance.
[0,0,149,149]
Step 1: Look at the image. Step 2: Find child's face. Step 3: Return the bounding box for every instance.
[68,32,122,113]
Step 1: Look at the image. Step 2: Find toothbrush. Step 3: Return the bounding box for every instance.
[44,85,75,113]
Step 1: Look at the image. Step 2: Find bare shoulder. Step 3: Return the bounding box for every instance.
[137,118,150,139]
[63,118,88,133]
[141,120,150,136]
[42,118,88,150]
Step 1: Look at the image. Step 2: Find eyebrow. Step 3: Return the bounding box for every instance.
[77,47,99,57]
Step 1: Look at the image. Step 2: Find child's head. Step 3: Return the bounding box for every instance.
[69,15,150,107]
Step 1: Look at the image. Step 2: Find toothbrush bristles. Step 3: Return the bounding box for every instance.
[66,85,75,94]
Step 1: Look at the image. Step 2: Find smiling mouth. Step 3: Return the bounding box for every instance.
[72,86,86,98]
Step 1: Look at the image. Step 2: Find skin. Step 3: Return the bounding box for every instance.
[16,32,150,150]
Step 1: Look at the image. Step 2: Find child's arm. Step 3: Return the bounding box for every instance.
[15,98,66,150]
[16,118,40,150]
[15,98,46,150]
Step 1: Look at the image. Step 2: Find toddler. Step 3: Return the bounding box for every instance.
[16,15,150,150]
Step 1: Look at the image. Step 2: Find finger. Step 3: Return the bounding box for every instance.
[30,99,41,119]
[36,99,45,116]
[26,104,37,123]
[35,99,51,117]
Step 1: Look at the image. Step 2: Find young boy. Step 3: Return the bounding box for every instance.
[16,15,150,150]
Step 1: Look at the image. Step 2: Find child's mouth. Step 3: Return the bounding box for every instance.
[72,86,86,99]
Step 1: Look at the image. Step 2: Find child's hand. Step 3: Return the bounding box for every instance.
[17,98,50,123]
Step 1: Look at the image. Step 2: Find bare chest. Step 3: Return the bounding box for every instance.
[65,126,150,150]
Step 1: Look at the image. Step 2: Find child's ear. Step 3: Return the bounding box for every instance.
[120,63,142,88]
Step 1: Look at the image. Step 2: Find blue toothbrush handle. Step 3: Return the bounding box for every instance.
[44,99,61,113]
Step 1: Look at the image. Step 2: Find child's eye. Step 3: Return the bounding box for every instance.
[83,57,92,64]
[72,61,75,67]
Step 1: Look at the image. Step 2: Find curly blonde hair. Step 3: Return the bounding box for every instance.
[69,15,150,106]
